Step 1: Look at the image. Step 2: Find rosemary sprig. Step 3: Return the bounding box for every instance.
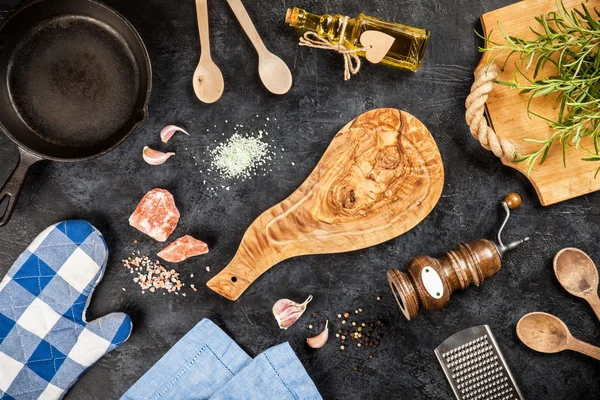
[479,0,600,175]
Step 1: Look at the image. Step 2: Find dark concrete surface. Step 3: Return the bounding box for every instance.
[1,0,599,399]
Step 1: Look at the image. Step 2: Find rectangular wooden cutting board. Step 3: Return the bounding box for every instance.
[480,0,600,206]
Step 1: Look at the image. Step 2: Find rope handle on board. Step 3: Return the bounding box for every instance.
[465,63,519,160]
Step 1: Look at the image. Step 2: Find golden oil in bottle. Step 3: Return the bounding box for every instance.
[285,8,429,72]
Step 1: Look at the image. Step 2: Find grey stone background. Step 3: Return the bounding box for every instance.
[1,0,599,398]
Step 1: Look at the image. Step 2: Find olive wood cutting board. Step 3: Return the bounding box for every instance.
[480,0,600,206]
[207,109,444,300]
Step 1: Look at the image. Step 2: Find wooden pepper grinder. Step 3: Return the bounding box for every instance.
[388,193,529,321]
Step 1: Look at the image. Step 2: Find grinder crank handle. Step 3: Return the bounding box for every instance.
[388,193,530,320]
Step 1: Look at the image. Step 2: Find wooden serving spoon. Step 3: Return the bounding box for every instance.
[207,109,444,300]
[517,312,600,360]
[226,0,292,95]
[554,248,600,320]
[193,0,224,103]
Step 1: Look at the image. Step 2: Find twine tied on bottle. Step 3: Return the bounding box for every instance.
[298,16,365,81]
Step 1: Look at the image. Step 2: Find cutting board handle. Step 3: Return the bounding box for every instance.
[206,253,261,301]
[467,0,565,162]
[207,221,284,300]
[465,64,519,160]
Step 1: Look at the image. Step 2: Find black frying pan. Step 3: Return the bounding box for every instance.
[0,0,151,226]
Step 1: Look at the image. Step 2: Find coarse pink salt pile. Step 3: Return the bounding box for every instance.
[122,253,187,296]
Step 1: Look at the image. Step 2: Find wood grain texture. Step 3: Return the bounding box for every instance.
[554,248,600,320]
[388,239,502,320]
[479,0,600,206]
[517,312,600,360]
[207,109,444,300]
[226,0,292,94]
[193,0,225,104]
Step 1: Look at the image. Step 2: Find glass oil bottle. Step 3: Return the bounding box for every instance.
[285,8,430,72]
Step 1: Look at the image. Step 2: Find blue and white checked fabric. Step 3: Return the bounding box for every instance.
[122,319,322,400]
[0,220,132,400]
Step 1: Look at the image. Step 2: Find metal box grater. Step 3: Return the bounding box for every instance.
[434,325,524,400]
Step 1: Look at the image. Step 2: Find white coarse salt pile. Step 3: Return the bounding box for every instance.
[195,116,284,198]
[209,132,272,179]
[122,253,186,295]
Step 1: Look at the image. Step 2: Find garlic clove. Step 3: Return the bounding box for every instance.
[272,295,313,330]
[143,146,176,165]
[306,320,329,349]
[161,125,190,143]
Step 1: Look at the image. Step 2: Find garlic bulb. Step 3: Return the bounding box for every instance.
[306,320,329,349]
[272,295,313,330]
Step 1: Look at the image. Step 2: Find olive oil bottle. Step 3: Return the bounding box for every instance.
[285,8,429,72]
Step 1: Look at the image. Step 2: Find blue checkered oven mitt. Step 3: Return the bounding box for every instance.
[0,220,132,400]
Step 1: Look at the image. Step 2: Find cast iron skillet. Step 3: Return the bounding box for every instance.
[0,0,151,226]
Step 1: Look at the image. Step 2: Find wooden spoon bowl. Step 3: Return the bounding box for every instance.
[193,0,224,103]
[517,312,600,360]
[226,0,292,95]
[193,60,224,104]
[258,53,293,95]
[554,248,600,319]
[517,312,569,354]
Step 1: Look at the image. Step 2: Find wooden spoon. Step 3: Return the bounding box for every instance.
[207,109,444,300]
[193,0,224,103]
[226,0,292,95]
[517,312,600,360]
[554,248,600,320]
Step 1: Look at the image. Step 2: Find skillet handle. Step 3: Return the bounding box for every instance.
[0,2,20,23]
[0,148,41,226]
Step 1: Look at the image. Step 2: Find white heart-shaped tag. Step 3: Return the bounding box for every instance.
[360,31,396,64]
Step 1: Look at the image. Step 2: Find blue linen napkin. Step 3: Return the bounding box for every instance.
[0,220,132,399]
[122,319,322,400]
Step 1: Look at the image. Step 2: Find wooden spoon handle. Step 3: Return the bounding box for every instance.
[226,0,268,55]
[586,292,600,320]
[571,339,600,361]
[196,0,212,61]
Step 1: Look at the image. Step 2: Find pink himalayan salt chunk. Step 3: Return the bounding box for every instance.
[129,188,180,242]
[157,235,209,263]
